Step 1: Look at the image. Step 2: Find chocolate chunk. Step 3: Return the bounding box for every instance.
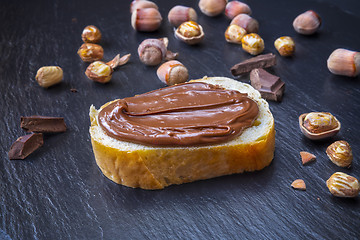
[230,53,276,76]
[250,68,285,101]
[21,116,67,133]
[8,133,44,160]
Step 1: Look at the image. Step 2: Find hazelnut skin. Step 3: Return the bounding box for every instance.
[293,10,321,35]
[168,5,198,27]
[198,0,227,17]
[327,48,360,77]
[225,1,251,19]
[131,8,162,32]
[157,60,189,86]
[230,14,259,33]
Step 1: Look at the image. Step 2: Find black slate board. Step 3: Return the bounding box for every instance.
[1,0,360,239]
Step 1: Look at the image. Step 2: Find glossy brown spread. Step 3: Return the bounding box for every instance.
[98,82,259,146]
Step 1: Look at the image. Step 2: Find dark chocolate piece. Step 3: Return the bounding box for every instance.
[250,68,285,102]
[8,133,44,160]
[230,53,276,76]
[21,116,67,133]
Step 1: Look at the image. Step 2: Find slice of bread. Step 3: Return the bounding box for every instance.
[89,76,275,189]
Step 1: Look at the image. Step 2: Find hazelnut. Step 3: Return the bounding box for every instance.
[230,14,259,33]
[326,172,359,198]
[85,61,113,83]
[77,43,104,62]
[130,0,158,13]
[138,38,178,66]
[81,25,102,43]
[274,36,295,57]
[157,60,189,86]
[326,141,353,168]
[131,8,162,32]
[35,66,63,88]
[293,10,321,35]
[299,112,340,140]
[175,21,205,45]
[198,0,227,17]
[241,33,264,55]
[327,48,360,77]
[168,5,198,27]
[224,24,246,44]
[85,54,131,83]
[225,1,251,19]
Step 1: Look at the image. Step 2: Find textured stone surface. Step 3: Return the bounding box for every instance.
[1,0,360,239]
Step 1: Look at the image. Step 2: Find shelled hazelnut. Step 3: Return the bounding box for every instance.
[35,66,63,88]
[293,10,321,35]
[230,14,259,33]
[224,24,246,44]
[175,21,204,45]
[326,141,353,168]
[299,112,340,140]
[274,36,295,57]
[82,25,102,43]
[131,7,162,32]
[86,61,113,83]
[77,43,104,62]
[157,60,189,86]
[168,5,198,27]
[130,0,158,13]
[327,48,360,77]
[138,38,178,66]
[85,54,131,83]
[241,33,264,55]
[198,0,227,17]
[225,1,251,19]
[326,172,359,198]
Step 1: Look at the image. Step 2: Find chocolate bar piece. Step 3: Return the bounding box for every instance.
[21,116,67,133]
[8,133,44,160]
[250,68,285,101]
[230,53,276,76]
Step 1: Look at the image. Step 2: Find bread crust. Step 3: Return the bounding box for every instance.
[89,77,275,189]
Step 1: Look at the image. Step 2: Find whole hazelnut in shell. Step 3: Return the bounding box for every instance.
[327,48,360,77]
[293,10,321,35]
[168,5,198,27]
[130,0,158,13]
[198,0,227,17]
[225,1,251,19]
[157,60,189,86]
[230,14,259,33]
[138,38,173,66]
[131,8,162,32]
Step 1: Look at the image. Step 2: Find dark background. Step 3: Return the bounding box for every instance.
[1,0,360,239]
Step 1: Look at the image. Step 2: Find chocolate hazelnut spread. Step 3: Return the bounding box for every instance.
[98,82,259,146]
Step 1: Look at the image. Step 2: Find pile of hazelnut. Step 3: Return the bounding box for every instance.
[77,25,131,83]
[75,1,359,197]
[296,112,359,198]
